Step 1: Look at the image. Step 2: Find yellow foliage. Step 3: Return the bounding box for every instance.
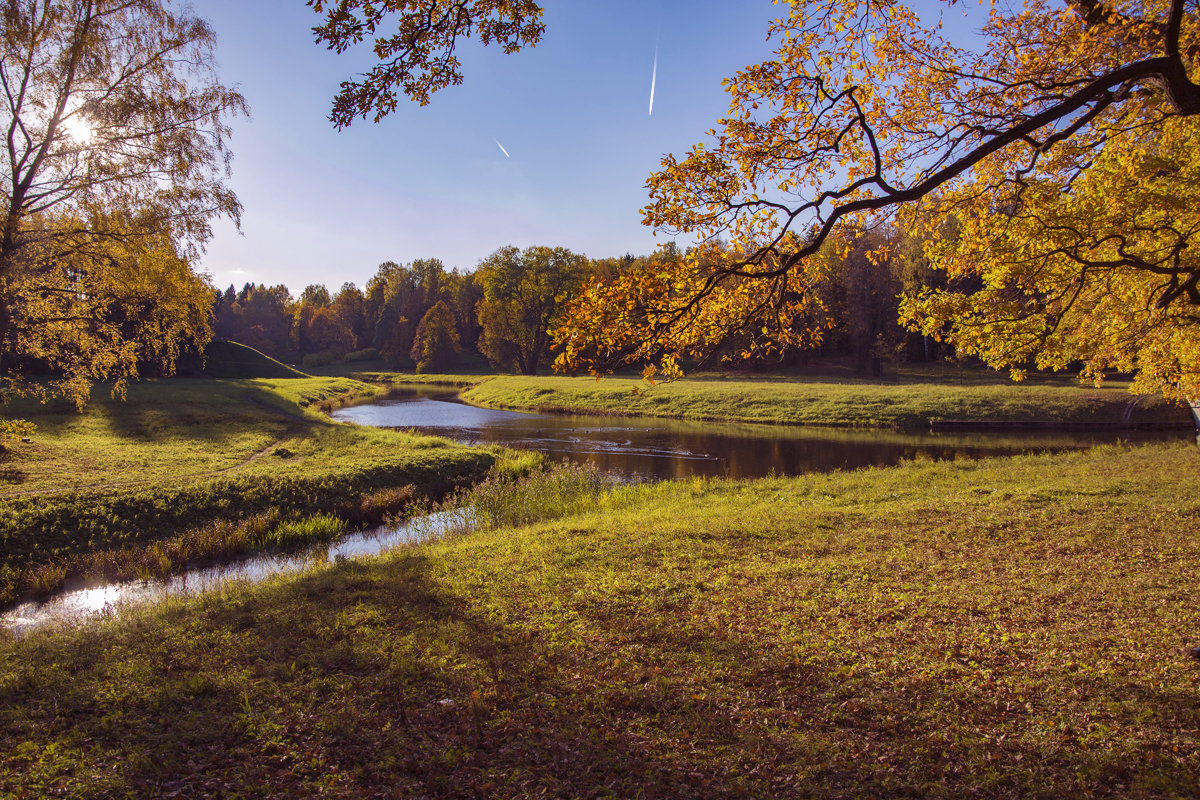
[573,0,1200,398]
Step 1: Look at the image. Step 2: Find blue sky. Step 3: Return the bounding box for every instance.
[197,0,781,293]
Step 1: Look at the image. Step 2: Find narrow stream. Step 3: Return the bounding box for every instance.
[2,509,470,636]
[6,387,1188,634]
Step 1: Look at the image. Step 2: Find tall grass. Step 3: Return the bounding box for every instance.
[1,481,459,607]
[258,514,345,548]
[411,461,620,541]
[470,461,616,529]
[1,453,566,606]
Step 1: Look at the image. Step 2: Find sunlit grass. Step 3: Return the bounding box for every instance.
[0,377,383,494]
[458,373,1190,428]
[2,443,1197,796]
[257,513,345,548]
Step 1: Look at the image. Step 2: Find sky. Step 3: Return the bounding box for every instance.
[196,0,783,294]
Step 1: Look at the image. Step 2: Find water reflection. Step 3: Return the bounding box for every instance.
[332,391,1187,480]
[2,509,467,636]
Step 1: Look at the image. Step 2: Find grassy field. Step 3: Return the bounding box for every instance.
[0,377,383,495]
[2,443,1198,797]
[455,373,1192,428]
[0,377,497,606]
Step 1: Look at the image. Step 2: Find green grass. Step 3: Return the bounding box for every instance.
[457,373,1191,428]
[259,513,346,548]
[2,442,1198,797]
[2,376,403,495]
[0,377,497,605]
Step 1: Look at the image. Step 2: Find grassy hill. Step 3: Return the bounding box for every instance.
[0,376,495,606]
[203,340,308,379]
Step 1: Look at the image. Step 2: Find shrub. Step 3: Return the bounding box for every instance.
[302,350,338,368]
[346,348,380,362]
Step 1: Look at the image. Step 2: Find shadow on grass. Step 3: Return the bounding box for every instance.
[3,550,1198,798]
[91,381,300,445]
[3,380,305,451]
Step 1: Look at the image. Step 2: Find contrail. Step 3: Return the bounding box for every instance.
[495,139,511,158]
[649,39,658,116]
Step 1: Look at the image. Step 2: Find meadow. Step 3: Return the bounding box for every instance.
[2,443,1198,797]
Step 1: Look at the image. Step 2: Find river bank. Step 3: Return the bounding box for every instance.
[0,377,501,606]
[3,442,1197,797]
[355,371,1194,429]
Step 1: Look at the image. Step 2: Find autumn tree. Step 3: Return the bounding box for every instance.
[330,282,369,349]
[628,0,1200,398]
[364,258,453,367]
[409,299,460,372]
[10,215,214,387]
[316,1,1200,399]
[476,245,588,375]
[1,0,244,404]
[215,284,293,359]
[293,284,357,357]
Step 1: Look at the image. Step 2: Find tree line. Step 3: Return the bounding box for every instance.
[212,230,964,377]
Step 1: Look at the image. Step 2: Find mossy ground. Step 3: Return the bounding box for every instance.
[3,443,1198,798]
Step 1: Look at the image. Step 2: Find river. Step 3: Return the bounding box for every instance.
[330,387,1187,480]
[5,386,1187,633]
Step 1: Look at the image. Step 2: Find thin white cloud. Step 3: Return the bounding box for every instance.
[495,139,511,158]
[649,39,658,116]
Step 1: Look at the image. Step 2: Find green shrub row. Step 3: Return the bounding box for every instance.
[346,347,380,362]
[301,350,338,368]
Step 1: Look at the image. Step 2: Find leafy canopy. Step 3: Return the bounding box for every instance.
[309,0,544,127]
[410,299,461,373]
[476,245,588,375]
[1,0,245,404]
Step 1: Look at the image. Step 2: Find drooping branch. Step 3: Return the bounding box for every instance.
[309,0,545,127]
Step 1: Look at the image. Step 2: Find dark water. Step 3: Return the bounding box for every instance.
[331,389,1188,480]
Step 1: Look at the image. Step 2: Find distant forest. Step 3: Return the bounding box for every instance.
[215,230,958,376]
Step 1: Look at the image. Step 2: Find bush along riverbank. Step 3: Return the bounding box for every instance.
[453,373,1192,429]
[1,442,1197,797]
[0,376,512,607]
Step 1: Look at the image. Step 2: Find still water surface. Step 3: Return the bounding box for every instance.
[331,389,1186,480]
[6,387,1185,632]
